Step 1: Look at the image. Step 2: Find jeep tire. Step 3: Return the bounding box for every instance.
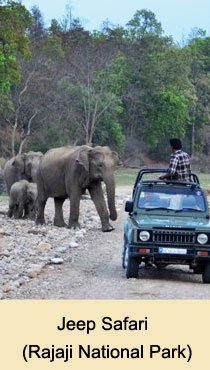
[202,263,210,283]
[126,256,139,278]
[122,237,128,269]
[193,265,203,274]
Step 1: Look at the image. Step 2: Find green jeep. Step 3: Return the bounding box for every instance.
[123,168,210,283]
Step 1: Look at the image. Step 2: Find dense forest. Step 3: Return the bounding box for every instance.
[1,1,210,165]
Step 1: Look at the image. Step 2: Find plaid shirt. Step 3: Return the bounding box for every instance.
[168,150,191,181]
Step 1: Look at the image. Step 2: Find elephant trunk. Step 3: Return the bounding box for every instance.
[104,174,117,221]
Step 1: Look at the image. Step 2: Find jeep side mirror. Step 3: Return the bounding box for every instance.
[125,200,133,213]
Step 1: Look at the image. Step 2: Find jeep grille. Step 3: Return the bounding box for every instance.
[152,229,195,244]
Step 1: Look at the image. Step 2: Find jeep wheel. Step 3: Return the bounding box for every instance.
[122,242,129,269]
[126,256,139,278]
[193,266,203,274]
[202,263,210,283]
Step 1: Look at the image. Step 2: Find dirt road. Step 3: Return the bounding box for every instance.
[3,186,210,300]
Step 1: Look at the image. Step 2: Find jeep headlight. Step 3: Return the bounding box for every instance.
[197,233,208,244]
[139,230,150,242]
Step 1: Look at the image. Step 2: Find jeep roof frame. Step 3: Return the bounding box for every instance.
[132,167,200,198]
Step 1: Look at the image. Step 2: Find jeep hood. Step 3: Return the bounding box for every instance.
[135,214,210,229]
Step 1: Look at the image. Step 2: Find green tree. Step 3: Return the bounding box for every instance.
[186,35,210,153]
[0,1,32,92]
[148,90,189,148]
[121,30,194,158]
[126,9,163,40]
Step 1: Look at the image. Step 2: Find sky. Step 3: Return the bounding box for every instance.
[20,0,210,43]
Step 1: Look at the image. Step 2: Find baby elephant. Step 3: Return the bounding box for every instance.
[8,180,38,220]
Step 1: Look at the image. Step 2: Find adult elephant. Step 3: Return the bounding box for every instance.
[3,151,43,193]
[36,145,121,232]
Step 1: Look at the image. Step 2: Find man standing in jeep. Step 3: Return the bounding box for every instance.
[159,138,191,181]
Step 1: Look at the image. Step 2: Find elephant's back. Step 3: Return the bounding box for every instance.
[40,145,91,169]
[41,146,77,165]
[10,179,28,193]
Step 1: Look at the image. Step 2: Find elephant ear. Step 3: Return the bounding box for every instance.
[25,159,32,178]
[112,151,122,167]
[11,154,26,173]
[27,189,35,202]
[76,147,91,172]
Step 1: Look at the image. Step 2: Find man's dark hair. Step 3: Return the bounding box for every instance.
[169,138,182,150]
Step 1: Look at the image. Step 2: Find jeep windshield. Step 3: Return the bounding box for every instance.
[137,185,206,212]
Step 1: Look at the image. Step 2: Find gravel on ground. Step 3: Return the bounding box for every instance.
[0,186,210,300]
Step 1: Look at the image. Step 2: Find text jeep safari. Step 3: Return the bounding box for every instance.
[123,168,210,283]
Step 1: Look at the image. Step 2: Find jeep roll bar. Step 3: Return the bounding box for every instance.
[132,167,200,198]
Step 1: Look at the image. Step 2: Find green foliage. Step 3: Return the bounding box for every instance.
[49,19,63,36]
[0,1,32,92]
[26,119,77,153]
[1,5,210,163]
[108,52,132,95]
[42,35,65,58]
[126,9,163,39]
[94,119,124,150]
[148,90,189,149]
[0,91,13,114]
[105,120,125,151]
[186,36,210,152]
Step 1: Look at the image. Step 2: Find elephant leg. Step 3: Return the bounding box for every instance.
[13,206,19,219]
[7,204,14,218]
[68,191,81,229]
[29,208,36,220]
[24,203,30,219]
[27,202,36,220]
[36,198,47,224]
[88,183,114,232]
[54,198,66,227]
[13,202,24,219]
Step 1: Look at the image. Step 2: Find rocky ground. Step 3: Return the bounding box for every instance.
[0,188,129,299]
[0,186,210,300]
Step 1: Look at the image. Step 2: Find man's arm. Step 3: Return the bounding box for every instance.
[159,155,178,179]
